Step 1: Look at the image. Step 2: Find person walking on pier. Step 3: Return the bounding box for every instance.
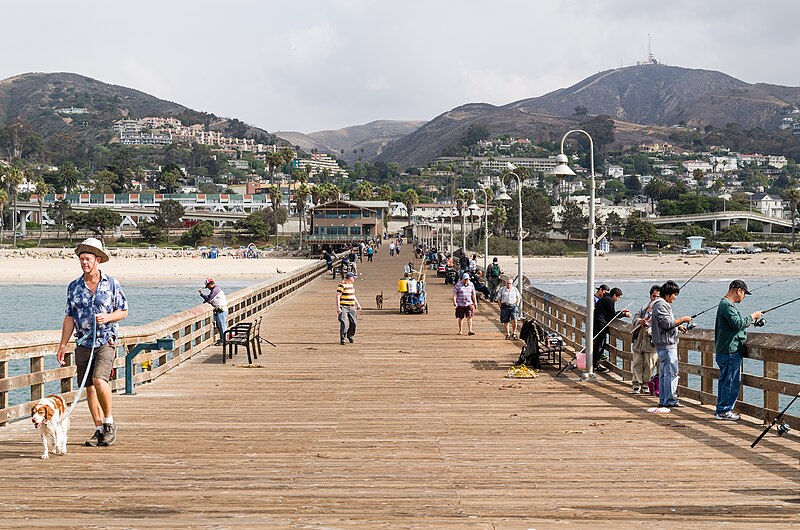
[486,257,502,302]
[650,281,693,412]
[389,241,395,256]
[631,285,660,393]
[497,277,522,339]
[57,238,128,447]
[453,272,477,335]
[336,272,361,344]
[713,280,763,421]
[199,278,228,346]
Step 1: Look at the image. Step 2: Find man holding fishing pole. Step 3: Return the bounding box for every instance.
[56,238,128,446]
[714,280,763,421]
[593,287,631,372]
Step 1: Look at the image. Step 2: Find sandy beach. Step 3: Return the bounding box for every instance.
[0,248,315,284]
[489,252,800,282]
[2,248,799,285]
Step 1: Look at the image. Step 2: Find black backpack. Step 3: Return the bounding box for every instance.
[515,320,542,369]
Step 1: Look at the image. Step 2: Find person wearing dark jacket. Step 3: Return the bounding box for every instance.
[592,288,631,372]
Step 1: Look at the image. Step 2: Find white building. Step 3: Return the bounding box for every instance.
[682,160,713,173]
[607,165,624,178]
[751,192,785,218]
[436,156,558,174]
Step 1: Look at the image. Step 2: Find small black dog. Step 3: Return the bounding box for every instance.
[376,291,384,309]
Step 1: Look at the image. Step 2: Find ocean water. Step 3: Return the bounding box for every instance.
[2,281,257,408]
[536,277,800,408]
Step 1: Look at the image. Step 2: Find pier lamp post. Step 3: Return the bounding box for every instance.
[496,162,523,291]
[449,207,456,254]
[477,187,490,272]
[468,197,480,253]
[549,129,598,379]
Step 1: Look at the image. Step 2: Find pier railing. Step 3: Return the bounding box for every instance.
[0,260,328,426]
[522,286,800,425]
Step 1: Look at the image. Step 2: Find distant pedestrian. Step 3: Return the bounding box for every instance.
[367,245,374,262]
[57,237,128,448]
[336,272,362,345]
[631,284,660,393]
[593,287,631,372]
[323,249,333,274]
[650,280,693,412]
[453,272,477,335]
[199,278,228,346]
[459,253,469,274]
[713,280,763,421]
[389,241,395,256]
[497,277,522,339]
[486,257,502,301]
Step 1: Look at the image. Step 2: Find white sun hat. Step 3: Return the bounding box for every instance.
[74,237,110,263]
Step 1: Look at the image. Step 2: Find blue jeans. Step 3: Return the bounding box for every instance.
[657,347,679,407]
[715,352,742,414]
[215,310,228,344]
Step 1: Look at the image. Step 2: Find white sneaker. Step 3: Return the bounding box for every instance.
[714,411,740,421]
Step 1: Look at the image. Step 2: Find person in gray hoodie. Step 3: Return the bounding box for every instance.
[650,280,693,410]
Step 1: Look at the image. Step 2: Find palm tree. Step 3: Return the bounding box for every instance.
[264,152,283,179]
[58,162,79,193]
[268,184,282,210]
[642,178,667,214]
[295,183,311,249]
[784,188,800,245]
[488,205,507,237]
[4,166,25,245]
[0,188,7,244]
[35,179,54,246]
[403,189,419,220]
[692,169,705,194]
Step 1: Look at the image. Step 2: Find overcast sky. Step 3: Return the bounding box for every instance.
[3,1,800,133]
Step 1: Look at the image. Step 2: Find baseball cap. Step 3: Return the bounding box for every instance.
[461,272,470,280]
[493,257,498,262]
[597,284,610,291]
[729,279,751,295]
[345,272,356,279]
[205,278,214,286]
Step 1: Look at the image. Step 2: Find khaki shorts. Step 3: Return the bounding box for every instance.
[75,343,116,386]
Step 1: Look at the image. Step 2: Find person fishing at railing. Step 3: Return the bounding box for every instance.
[593,287,631,373]
[713,280,764,422]
[56,238,128,447]
[630,284,660,394]
[199,278,228,346]
[650,281,693,413]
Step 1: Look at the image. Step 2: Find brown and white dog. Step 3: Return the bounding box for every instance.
[31,394,70,459]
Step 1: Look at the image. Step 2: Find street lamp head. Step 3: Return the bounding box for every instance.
[468,199,479,211]
[506,162,517,171]
[495,184,512,201]
[549,153,575,178]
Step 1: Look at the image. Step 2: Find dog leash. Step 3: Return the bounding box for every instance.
[63,318,97,420]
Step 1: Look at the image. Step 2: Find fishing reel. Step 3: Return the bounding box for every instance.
[777,421,791,437]
[753,318,766,327]
[686,322,697,330]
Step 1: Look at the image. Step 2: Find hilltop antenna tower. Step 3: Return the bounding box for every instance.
[636,34,659,66]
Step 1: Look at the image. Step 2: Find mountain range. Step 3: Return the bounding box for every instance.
[376,64,800,167]
[2,65,800,169]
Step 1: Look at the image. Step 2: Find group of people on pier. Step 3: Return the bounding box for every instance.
[593,279,763,419]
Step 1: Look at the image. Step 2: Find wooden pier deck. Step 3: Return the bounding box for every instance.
[1,252,798,528]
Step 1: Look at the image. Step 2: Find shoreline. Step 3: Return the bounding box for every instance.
[0,249,315,285]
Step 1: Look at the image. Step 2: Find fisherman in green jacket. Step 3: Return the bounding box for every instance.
[713,280,763,421]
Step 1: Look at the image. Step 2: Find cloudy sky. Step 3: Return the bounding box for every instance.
[3,1,800,133]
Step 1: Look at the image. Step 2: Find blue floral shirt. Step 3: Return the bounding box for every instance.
[66,272,128,347]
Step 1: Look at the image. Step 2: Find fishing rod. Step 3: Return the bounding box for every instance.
[753,295,800,327]
[679,252,722,290]
[751,391,799,448]
[556,301,634,377]
[673,278,793,330]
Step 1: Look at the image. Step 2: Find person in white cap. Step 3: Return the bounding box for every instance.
[57,238,128,447]
[453,272,477,335]
[199,278,228,345]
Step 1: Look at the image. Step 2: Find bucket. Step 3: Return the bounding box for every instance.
[397,279,408,293]
[407,279,418,293]
[575,352,587,369]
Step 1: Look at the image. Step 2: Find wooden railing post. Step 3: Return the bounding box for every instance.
[0,361,7,427]
[30,355,45,401]
[60,351,74,395]
[763,360,779,423]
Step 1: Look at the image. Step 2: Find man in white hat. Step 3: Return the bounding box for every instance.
[57,238,128,447]
[199,278,228,345]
